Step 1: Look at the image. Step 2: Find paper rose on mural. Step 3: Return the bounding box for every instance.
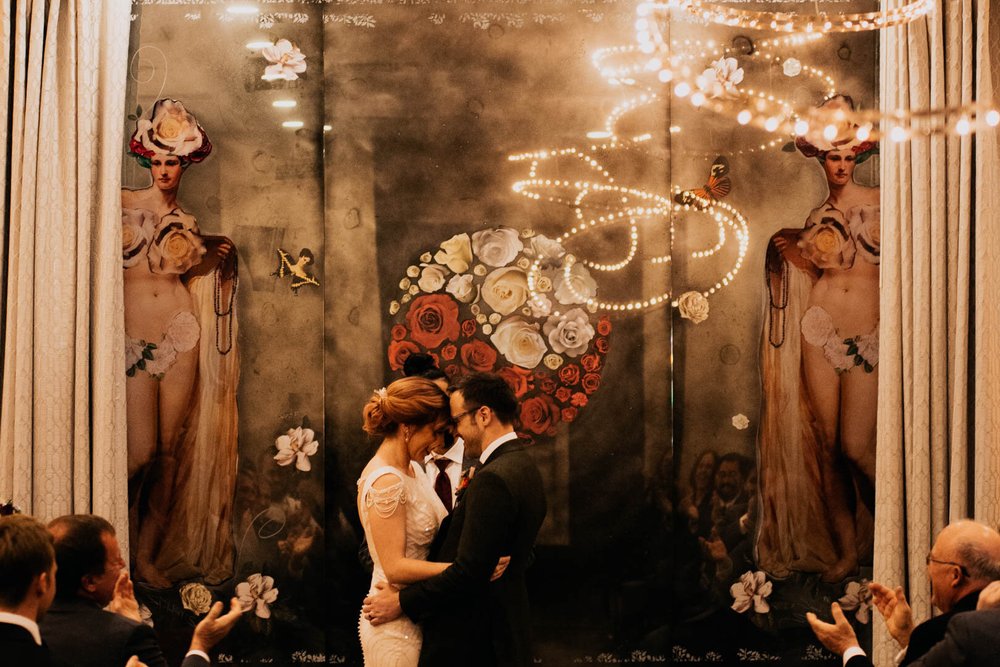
[677,291,710,324]
[261,39,307,82]
[237,573,279,619]
[696,57,744,98]
[837,580,873,623]
[179,582,213,615]
[387,226,611,439]
[730,570,773,614]
[732,414,750,430]
[274,426,319,472]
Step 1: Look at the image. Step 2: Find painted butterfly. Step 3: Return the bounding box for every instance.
[674,155,732,208]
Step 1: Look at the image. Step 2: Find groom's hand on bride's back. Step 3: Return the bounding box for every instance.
[363,581,404,626]
[490,556,511,581]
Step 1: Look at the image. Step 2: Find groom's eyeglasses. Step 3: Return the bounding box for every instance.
[925,554,970,577]
[451,406,481,426]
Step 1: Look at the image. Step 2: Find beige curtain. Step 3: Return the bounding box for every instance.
[0,0,131,535]
[875,0,999,664]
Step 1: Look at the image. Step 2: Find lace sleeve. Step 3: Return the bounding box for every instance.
[365,479,407,519]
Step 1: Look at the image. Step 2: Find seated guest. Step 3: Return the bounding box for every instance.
[41,514,242,667]
[807,520,1000,666]
[709,453,750,551]
[0,515,59,666]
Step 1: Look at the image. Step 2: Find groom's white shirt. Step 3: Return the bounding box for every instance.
[479,431,518,465]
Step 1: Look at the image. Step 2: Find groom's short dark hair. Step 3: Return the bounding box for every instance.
[456,372,518,425]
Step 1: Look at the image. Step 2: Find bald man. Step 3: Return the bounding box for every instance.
[807,520,1000,666]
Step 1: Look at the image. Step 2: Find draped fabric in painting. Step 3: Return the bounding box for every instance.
[0,1,131,534]
[875,1,1000,664]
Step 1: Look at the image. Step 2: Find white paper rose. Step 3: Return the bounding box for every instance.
[554,263,597,305]
[696,57,744,98]
[732,414,750,430]
[730,570,773,614]
[164,310,200,354]
[848,205,880,264]
[801,96,858,152]
[837,580,873,624]
[237,573,279,619]
[472,228,524,267]
[481,267,529,316]
[138,603,154,628]
[677,291,710,324]
[262,39,307,82]
[799,206,857,270]
[854,335,879,367]
[125,336,148,372]
[528,234,566,263]
[144,346,177,378]
[147,210,206,275]
[179,582,213,615]
[133,99,206,158]
[418,264,449,293]
[782,58,802,77]
[274,427,320,472]
[490,317,547,369]
[445,273,479,304]
[543,308,595,358]
[529,294,553,318]
[122,208,156,268]
[434,233,473,273]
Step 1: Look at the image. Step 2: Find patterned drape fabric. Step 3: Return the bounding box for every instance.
[0,0,131,539]
[876,1,999,664]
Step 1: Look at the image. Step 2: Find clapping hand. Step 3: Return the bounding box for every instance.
[107,571,142,623]
[190,597,243,654]
[806,602,859,655]
[977,580,1000,610]
[869,582,914,648]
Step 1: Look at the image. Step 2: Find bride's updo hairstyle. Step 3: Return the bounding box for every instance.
[362,376,449,438]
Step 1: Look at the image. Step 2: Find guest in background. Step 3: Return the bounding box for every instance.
[0,515,58,666]
[681,449,718,538]
[709,453,750,551]
[41,514,242,667]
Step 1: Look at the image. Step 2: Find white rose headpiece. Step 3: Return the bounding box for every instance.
[794,94,878,164]
[129,98,212,168]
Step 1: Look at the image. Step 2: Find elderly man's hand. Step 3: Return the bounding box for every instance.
[107,571,142,623]
[869,582,914,648]
[977,581,1000,610]
[362,581,403,626]
[190,597,243,653]
[806,602,859,656]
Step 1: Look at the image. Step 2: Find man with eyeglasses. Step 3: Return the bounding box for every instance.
[806,519,1000,666]
[363,372,547,667]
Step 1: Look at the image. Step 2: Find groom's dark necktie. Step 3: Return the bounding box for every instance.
[434,458,453,512]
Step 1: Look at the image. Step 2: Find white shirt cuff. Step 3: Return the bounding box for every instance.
[894,647,908,666]
[186,649,210,662]
[842,646,866,666]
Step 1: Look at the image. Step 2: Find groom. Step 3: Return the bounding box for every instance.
[363,372,547,667]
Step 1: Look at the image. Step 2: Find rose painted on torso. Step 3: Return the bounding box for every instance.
[147,209,206,275]
[799,204,857,270]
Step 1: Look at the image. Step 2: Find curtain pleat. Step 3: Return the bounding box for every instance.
[0,0,130,541]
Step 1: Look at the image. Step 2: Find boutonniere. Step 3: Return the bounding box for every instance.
[455,466,476,501]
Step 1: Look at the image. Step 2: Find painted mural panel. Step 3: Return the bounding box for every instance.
[126,0,879,664]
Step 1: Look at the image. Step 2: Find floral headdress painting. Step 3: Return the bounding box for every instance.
[794,94,878,164]
[128,98,213,169]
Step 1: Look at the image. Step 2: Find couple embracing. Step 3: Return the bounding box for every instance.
[356,372,547,667]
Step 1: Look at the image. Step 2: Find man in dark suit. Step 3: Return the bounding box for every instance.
[363,372,547,667]
[807,520,1000,666]
[0,514,60,667]
[41,514,242,667]
[907,608,1000,666]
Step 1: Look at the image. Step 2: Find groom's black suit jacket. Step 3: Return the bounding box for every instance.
[399,438,546,667]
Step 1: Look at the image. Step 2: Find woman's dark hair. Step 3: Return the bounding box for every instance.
[47,514,115,599]
[402,352,447,382]
[455,372,518,425]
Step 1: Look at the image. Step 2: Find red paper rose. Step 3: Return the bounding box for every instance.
[561,407,579,423]
[390,324,408,341]
[388,340,420,371]
[440,343,457,361]
[445,364,463,380]
[499,365,533,398]
[597,316,612,336]
[554,386,572,403]
[571,392,588,407]
[581,353,601,373]
[536,374,557,394]
[460,339,497,372]
[595,337,610,354]
[519,395,559,436]
[558,363,582,386]
[406,295,460,349]
[461,319,477,338]
[582,372,601,394]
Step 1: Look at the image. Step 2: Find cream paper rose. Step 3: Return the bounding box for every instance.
[848,204,880,264]
[543,308,595,358]
[490,317,547,369]
[782,58,802,77]
[133,99,206,158]
[179,583,213,615]
[528,234,566,263]
[732,414,750,430]
[482,267,528,316]
[801,95,858,152]
[553,263,597,305]
[730,570,773,614]
[122,208,156,268]
[472,228,524,267]
[418,264,449,293]
[237,573,279,619]
[147,210,206,275]
[124,336,148,372]
[434,233,473,273]
[274,427,320,472]
[262,39,307,82]
[528,293,552,318]
[677,291,710,324]
[445,273,479,304]
[696,57,744,98]
[799,206,857,270]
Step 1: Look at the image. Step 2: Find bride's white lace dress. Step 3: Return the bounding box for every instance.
[358,461,447,666]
